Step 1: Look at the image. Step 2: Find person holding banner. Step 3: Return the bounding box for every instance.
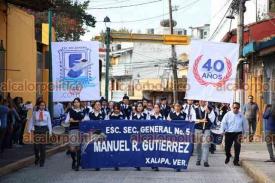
[108,103,124,171]
[87,100,106,171]
[64,97,86,171]
[149,104,164,120]
[88,101,105,120]
[28,100,52,167]
[167,103,186,121]
[148,103,164,171]
[109,103,125,120]
[131,102,148,121]
[131,102,148,171]
[195,101,215,167]
[221,102,247,166]
[166,102,187,172]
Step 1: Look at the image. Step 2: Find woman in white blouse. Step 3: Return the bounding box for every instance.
[28,100,52,167]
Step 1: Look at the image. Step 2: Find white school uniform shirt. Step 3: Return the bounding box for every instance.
[183,104,197,122]
[198,106,216,123]
[220,111,248,134]
[28,110,52,135]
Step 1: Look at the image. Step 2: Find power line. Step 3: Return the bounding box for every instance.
[88,0,162,9]
[211,0,232,19]
[97,0,201,23]
[208,4,231,40]
[90,0,132,7]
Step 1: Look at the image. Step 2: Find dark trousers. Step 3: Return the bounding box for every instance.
[34,126,49,165]
[225,132,242,163]
[248,118,256,141]
[0,127,7,152]
[19,120,27,144]
[3,123,13,148]
[12,123,22,144]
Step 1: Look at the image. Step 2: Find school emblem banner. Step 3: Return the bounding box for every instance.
[52,41,100,102]
[80,120,195,170]
[185,41,239,103]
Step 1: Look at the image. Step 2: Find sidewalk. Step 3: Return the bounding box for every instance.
[240,143,275,183]
[0,144,52,167]
[0,143,67,177]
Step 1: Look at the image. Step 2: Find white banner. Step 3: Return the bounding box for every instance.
[185,41,239,103]
[52,41,100,102]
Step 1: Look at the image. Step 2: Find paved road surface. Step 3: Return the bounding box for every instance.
[0,151,253,183]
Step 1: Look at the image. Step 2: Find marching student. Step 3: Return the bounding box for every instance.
[166,102,186,172]
[108,101,114,114]
[121,95,132,120]
[183,100,197,122]
[108,103,124,171]
[131,102,148,121]
[28,100,52,167]
[144,101,154,116]
[109,103,125,120]
[88,100,105,171]
[167,103,186,121]
[89,101,105,121]
[101,99,110,119]
[160,97,171,119]
[131,102,147,171]
[65,97,86,171]
[194,101,216,167]
[149,103,164,171]
[221,102,248,166]
[149,104,164,120]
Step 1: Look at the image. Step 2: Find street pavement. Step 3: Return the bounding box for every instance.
[0,150,253,183]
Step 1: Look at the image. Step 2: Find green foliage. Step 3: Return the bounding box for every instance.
[33,0,96,41]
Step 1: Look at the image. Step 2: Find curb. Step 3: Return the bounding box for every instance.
[241,160,275,183]
[0,143,68,177]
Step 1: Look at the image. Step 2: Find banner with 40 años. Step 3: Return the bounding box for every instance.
[185,41,239,103]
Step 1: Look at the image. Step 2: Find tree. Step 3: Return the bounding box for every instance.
[32,0,96,41]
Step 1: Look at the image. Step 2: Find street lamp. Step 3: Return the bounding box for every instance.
[104,16,111,101]
[0,40,6,96]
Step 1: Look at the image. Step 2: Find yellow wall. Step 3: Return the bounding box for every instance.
[0,3,7,85]
[246,63,264,136]
[3,4,37,103]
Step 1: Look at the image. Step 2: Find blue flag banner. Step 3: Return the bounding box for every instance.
[79,120,195,170]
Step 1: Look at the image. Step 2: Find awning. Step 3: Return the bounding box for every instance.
[243,42,256,57]
[243,37,275,57]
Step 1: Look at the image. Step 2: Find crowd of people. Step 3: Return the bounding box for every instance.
[0,94,31,153]
[0,94,274,172]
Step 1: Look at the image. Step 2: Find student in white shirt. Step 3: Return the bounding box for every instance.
[28,100,52,167]
[221,102,248,166]
[183,100,197,122]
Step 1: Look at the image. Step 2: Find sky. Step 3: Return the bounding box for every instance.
[80,0,211,41]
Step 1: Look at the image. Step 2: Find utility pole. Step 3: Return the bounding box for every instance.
[237,0,245,108]
[48,8,53,116]
[105,27,111,101]
[168,0,178,104]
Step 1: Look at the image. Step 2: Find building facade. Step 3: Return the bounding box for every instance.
[0,1,53,104]
[190,24,210,40]
[223,18,275,135]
